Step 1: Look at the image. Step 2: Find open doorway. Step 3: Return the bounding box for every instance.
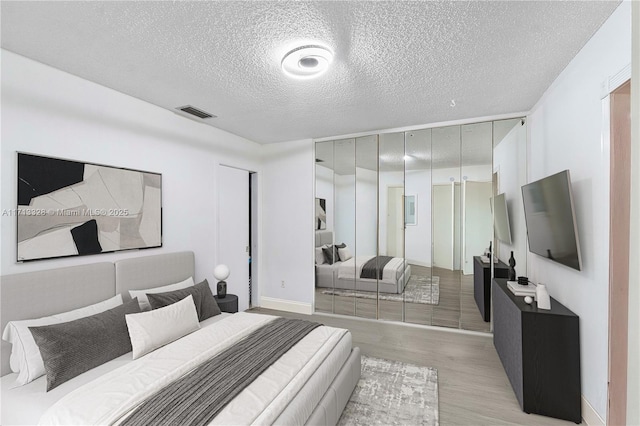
[218,165,258,312]
[608,79,630,426]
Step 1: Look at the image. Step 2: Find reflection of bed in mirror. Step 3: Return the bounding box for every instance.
[315,231,411,294]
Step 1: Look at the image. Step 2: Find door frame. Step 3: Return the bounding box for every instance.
[606,79,631,426]
[217,163,259,311]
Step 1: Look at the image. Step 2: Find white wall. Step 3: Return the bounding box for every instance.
[527,2,631,419]
[493,122,528,272]
[261,139,314,309]
[1,51,262,290]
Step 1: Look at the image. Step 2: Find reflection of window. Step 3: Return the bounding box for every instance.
[405,195,417,226]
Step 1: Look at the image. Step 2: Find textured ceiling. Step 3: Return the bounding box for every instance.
[1,1,620,144]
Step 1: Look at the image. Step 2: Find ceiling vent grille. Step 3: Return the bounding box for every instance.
[176,105,216,119]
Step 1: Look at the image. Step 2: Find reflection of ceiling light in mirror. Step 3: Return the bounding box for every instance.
[281,45,333,79]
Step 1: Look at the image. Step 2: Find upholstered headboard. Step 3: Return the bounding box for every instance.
[0,262,115,376]
[315,230,333,247]
[115,251,195,301]
[0,251,195,377]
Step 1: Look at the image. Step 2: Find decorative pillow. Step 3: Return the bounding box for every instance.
[338,247,353,262]
[2,294,123,386]
[147,279,221,321]
[315,247,326,265]
[28,298,140,391]
[125,295,200,360]
[129,276,195,311]
[335,243,346,249]
[322,246,337,265]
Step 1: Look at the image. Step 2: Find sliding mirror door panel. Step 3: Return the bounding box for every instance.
[315,141,335,314]
[404,129,434,325]
[461,122,494,332]
[333,139,356,316]
[431,125,462,328]
[377,133,405,322]
[355,135,379,319]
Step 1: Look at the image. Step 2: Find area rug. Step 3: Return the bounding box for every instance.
[338,356,439,426]
[321,275,440,305]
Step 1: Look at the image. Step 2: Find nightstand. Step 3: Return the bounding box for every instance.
[214,294,238,313]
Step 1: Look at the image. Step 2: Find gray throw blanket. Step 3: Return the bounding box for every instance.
[120,317,321,426]
[360,256,394,279]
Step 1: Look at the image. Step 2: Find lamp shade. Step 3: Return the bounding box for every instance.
[213,264,230,281]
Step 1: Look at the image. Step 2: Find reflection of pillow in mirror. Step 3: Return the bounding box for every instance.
[335,243,346,249]
[338,247,352,262]
[322,247,336,265]
[315,247,325,264]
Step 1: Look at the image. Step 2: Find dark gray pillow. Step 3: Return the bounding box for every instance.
[147,279,221,321]
[29,298,141,391]
[322,246,337,265]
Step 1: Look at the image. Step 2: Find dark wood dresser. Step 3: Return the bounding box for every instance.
[473,256,509,321]
[492,278,581,423]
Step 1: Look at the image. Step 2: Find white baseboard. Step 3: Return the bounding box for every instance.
[259,296,312,315]
[582,395,605,426]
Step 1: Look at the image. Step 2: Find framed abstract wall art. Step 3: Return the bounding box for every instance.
[315,198,327,230]
[16,153,162,261]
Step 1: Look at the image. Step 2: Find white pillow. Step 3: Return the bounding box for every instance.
[1,294,123,386]
[125,295,200,359]
[129,276,195,311]
[315,247,326,265]
[338,247,353,261]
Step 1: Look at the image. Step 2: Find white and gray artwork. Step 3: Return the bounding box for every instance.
[315,198,326,230]
[16,153,162,261]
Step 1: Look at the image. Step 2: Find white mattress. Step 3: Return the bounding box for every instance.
[1,312,350,426]
[338,256,405,283]
[0,314,231,426]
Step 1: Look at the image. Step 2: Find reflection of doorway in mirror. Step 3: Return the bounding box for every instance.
[462,181,493,275]
[387,186,404,257]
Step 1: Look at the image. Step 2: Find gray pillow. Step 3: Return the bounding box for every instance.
[147,279,221,321]
[29,298,141,391]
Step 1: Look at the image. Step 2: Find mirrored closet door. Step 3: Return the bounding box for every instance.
[314,118,525,332]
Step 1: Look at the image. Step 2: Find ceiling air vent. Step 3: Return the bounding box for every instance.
[176,105,216,119]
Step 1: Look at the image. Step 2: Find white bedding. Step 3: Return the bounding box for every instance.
[1,312,350,426]
[338,255,405,283]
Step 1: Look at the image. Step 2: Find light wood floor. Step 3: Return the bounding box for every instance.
[315,265,491,333]
[249,307,575,426]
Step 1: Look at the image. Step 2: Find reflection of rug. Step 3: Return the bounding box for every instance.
[338,356,439,426]
[321,275,440,305]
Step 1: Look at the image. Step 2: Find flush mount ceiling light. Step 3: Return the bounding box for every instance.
[281,45,333,79]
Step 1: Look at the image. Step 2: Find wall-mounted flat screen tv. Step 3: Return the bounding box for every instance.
[521,170,582,271]
[493,193,512,245]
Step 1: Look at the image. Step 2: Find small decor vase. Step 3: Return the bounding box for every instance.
[536,284,551,310]
[217,280,227,298]
[508,251,516,281]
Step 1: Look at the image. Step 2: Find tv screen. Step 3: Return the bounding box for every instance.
[521,170,582,271]
[493,193,512,244]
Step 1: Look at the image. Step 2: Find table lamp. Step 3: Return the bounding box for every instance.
[213,264,230,298]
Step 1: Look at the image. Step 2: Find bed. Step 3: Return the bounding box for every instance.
[1,251,361,425]
[315,231,411,294]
